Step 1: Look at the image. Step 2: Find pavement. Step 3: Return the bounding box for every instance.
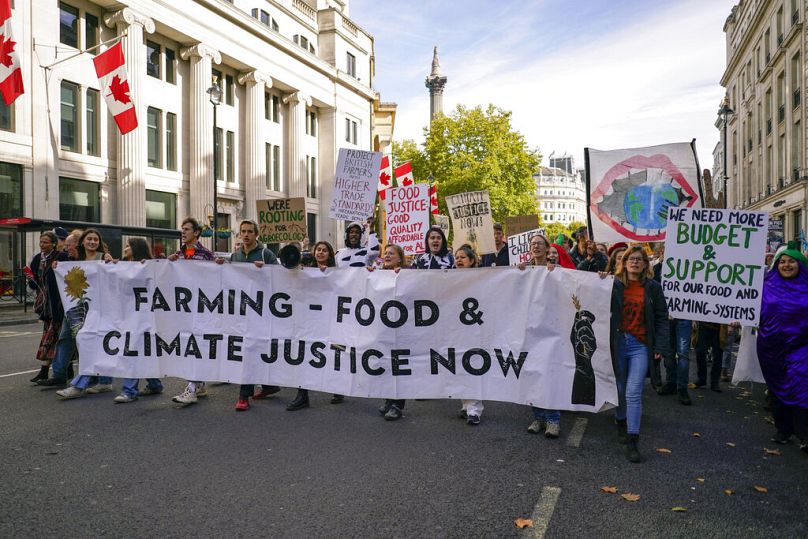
[0,302,39,326]
[0,323,805,538]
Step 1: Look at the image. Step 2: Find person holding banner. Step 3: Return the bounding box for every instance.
[608,245,670,463]
[480,223,509,267]
[336,220,379,268]
[375,244,408,421]
[569,227,590,268]
[757,242,808,453]
[576,240,608,273]
[454,244,485,425]
[412,226,455,269]
[286,240,344,411]
[168,218,215,406]
[518,233,562,439]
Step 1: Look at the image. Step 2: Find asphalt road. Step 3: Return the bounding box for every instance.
[0,323,805,538]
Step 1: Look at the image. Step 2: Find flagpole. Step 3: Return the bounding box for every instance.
[39,32,128,71]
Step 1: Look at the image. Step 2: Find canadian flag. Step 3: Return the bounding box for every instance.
[377,155,393,201]
[93,42,137,135]
[0,0,24,106]
[429,183,439,215]
[394,161,414,187]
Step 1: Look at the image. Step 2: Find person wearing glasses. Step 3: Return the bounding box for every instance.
[607,245,670,463]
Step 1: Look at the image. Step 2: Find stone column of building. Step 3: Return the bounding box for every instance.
[283,91,311,199]
[180,44,221,228]
[104,8,155,227]
[237,71,272,221]
[425,46,447,124]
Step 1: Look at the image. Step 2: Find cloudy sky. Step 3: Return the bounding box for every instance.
[351,0,737,171]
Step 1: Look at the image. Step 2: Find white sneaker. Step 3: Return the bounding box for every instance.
[527,419,545,433]
[544,421,561,439]
[195,382,208,398]
[86,384,114,394]
[172,384,197,405]
[113,393,137,403]
[56,386,86,399]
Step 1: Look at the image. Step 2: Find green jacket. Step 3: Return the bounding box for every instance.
[230,241,278,265]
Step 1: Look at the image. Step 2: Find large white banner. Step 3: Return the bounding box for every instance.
[586,142,703,243]
[661,207,768,325]
[445,190,496,255]
[55,261,617,412]
[329,149,383,221]
[385,184,430,254]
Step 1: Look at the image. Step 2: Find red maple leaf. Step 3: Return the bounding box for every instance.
[108,75,132,105]
[379,171,391,187]
[401,178,413,186]
[0,34,17,68]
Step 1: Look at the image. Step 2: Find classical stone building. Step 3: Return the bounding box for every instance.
[721,0,807,244]
[533,154,587,225]
[0,0,394,261]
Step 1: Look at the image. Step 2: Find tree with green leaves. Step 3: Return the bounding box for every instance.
[392,104,540,225]
[544,221,587,244]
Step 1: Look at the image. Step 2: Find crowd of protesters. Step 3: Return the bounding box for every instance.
[25,219,808,463]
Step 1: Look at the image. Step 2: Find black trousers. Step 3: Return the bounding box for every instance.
[696,323,723,384]
[771,393,808,442]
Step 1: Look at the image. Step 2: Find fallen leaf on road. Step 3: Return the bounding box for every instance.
[696,478,705,484]
[763,448,781,456]
[753,485,768,493]
[600,486,618,493]
[514,518,533,529]
[621,493,641,502]
[726,442,736,447]
[672,507,688,512]
[724,489,734,496]
[692,432,701,437]
[656,448,672,454]
[688,383,697,389]
[764,417,775,424]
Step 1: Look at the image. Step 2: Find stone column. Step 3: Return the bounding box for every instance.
[238,71,272,221]
[180,44,221,227]
[104,8,155,227]
[283,91,311,198]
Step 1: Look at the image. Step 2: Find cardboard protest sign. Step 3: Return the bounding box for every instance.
[256,197,307,244]
[385,184,430,254]
[661,207,767,325]
[445,190,495,254]
[508,228,545,266]
[329,149,383,221]
[506,215,540,235]
[433,214,450,236]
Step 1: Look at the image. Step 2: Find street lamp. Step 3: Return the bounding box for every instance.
[206,81,222,249]
[718,97,734,208]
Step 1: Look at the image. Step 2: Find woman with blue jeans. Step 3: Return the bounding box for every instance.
[608,245,669,462]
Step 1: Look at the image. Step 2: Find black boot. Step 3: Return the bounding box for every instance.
[626,434,641,463]
[30,366,49,383]
[615,419,628,445]
[66,362,75,379]
[286,389,309,411]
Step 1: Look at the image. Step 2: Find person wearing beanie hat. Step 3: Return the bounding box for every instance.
[53,227,68,250]
[757,241,808,453]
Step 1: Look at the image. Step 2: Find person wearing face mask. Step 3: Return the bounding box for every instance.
[454,244,485,425]
[518,233,562,439]
[336,218,379,268]
[412,226,455,269]
[757,241,808,454]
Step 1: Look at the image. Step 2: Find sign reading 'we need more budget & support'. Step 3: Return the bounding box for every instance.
[662,207,767,325]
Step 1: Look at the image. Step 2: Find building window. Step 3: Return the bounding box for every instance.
[0,100,13,132]
[60,81,79,152]
[166,112,177,171]
[146,41,161,79]
[0,163,23,218]
[59,177,99,222]
[307,156,317,198]
[294,34,315,53]
[307,213,317,243]
[346,52,356,77]
[265,143,272,189]
[145,190,177,229]
[306,110,317,136]
[793,121,801,177]
[272,95,280,122]
[165,48,176,84]
[225,74,234,106]
[345,118,358,144]
[86,88,99,156]
[226,131,234,182]
[214,128,223,180]
[147,107,162,168]
[273,145,281,191]
[264,93,271,120]
[59,3,79,48]
[85,12,98,53]
[212,68,222,92]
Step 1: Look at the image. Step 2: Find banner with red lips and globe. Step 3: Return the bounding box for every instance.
[584,141,703,243]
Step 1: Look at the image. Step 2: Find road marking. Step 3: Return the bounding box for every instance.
[565,417,588,447]
[526,486,561,538]
[0,369,39,379]
[0,330,39,338]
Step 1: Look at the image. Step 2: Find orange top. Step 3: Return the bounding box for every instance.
[620,280,647,343]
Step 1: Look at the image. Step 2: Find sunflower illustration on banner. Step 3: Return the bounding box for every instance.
[585,141,703,243]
